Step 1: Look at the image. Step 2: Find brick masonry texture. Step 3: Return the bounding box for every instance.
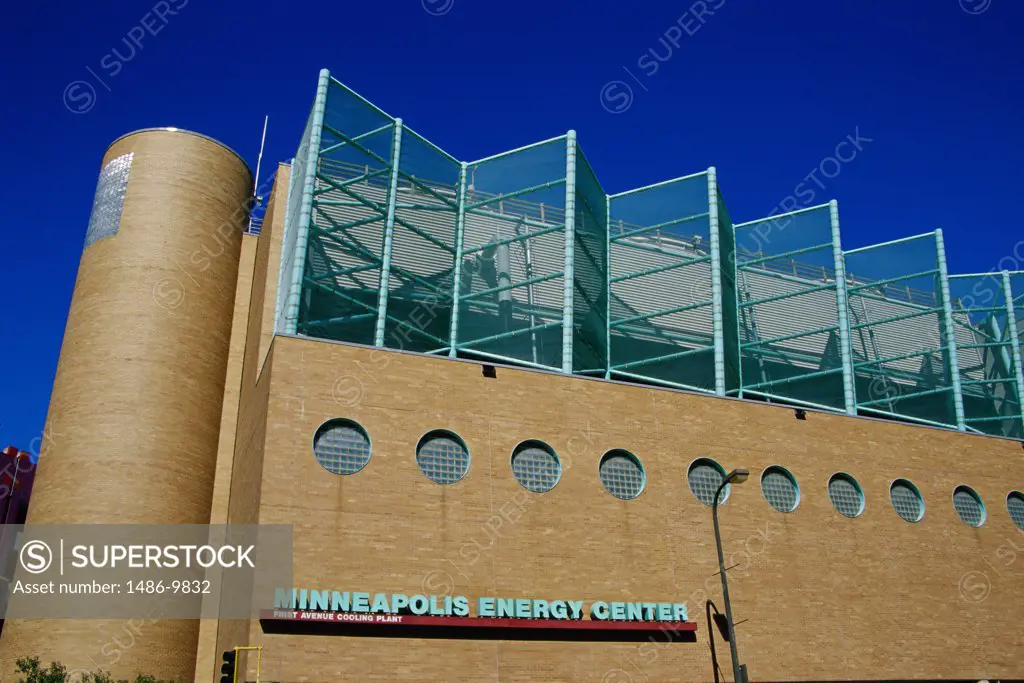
[216,334,1024,682]
[0,129,252,682]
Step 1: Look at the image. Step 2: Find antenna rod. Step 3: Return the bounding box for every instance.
[248,115,269,234]
[253,115,269,198]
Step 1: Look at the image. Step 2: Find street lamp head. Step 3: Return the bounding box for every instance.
[725,469,750,485]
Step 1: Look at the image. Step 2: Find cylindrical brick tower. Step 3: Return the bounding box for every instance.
[0,129,252,680]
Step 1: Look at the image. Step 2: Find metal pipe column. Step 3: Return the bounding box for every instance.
[284,68,330,334]
[936,229,966,430]
[561,130,577,373]
[830,200,857,414]
[448,162,469,357]
[708,167,726,396]
[605,192,612,379]
[374,118,404,347]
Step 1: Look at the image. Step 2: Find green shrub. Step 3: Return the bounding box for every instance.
[15,657,178,683]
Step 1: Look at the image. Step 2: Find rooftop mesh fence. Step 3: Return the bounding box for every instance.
[608,172,723,393]
[273,69,1024,441]
[734,203,850,412]
[457,136,570,370]
[948,272,1024,438]
[843,232,959,429]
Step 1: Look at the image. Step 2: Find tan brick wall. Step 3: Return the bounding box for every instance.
[209,348,275,680]
[219,164,289,534]
[257,164,288,376]
[203,164,289,682]
[0,129,251,682]
[228,346,274,529]
[208,232,259,526]
[238,336,1024,682]
[239,162,289,400]
[195,232,258,682]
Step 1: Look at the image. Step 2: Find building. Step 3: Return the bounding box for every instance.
[0,447,35,529]
[0,446,37,639]
[1,67,1023,682]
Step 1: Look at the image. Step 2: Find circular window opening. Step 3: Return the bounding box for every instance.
[760,466,799,513]
[952,485,986,528]
[312,419,372,475]
[416,430,470,485]
[828,472,864,518]
[889,479,924,523]
[688,458,728,506]
[511,440,561,493]
[1007,491,1024,531]
[599,450,645,500]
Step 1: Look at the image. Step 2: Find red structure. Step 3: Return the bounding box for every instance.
[0,446,36,637]
[0,447,34,525]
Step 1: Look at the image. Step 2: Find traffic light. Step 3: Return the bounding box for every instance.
[220,649,237,683]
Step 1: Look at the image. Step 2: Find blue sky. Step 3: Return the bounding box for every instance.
[1,0,1022,453]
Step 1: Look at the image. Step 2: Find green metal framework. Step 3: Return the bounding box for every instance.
[273,69,1024,441]
[733,202,854,414]
[606,170,737,395]
[290,73,462,353]
[947,271,1024,438]
[842,231,963,430]
[454,135,572,371]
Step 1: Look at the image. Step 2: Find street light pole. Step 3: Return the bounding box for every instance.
[712,468,749,683]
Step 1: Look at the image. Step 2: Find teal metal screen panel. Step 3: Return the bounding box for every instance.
[734,204,850,412]
[843,231,961,430]
[271,68,1024,442]
[381,126,461,354]
[1011,272,1024,431]
[607,171,719,393]
[948,272,1024,438]
[453,136,570,370]
[716,187,740,396]
[1013,272,1024,360]
[299,77,397,345]
[572,146,608,374]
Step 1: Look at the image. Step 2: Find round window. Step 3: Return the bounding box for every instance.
[688,458,728,506]
[952,485,985,528]
[889,479,924,523]
[599,450,645,500]
[312,419,371,475]
[511,441,561,493]
[761,466,799,513]
[828,472,864,518]
[1006,491,1024,531]
[416,430,470,485]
